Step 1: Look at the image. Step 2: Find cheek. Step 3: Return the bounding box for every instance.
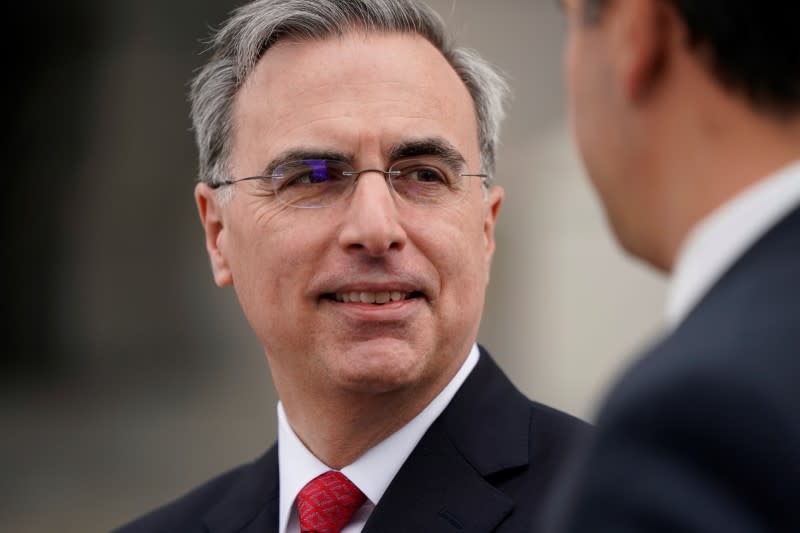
[225,215,317,316]
[566,40,591,141]
[227,236,282,327]
[428,214,490,293]
[566,61,595,177]
[565,43,608,182]
[564,34,581,115]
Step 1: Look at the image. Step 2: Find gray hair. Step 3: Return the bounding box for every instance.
[189,0,510,188]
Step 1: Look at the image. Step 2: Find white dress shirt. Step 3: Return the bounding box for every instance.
[666,160,800,329]
[277,343,480,533]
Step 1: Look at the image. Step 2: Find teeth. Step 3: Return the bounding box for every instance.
[360,292,376,304]
[334,291,411,304]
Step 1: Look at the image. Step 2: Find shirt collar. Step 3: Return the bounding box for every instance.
[277,343,480,533]
[666,159,800,329]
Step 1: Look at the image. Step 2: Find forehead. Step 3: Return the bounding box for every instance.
[230,31,480,167]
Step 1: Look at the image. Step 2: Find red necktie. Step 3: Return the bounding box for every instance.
[297,470,367,533]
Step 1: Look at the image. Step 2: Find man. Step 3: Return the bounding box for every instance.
[544,0,800,531]
[114,1,586,532]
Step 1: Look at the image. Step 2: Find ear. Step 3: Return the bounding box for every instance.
[483,185,504,262]
[195,182,233,287]
[612,0,673,102]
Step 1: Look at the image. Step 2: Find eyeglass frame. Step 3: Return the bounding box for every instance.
[208,157,492,209]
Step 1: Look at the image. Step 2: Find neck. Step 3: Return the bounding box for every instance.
[630,59,800,271]
[662,117,800,272]
[274,353,466,469]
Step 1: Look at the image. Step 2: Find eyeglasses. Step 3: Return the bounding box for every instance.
[210,158,490,209]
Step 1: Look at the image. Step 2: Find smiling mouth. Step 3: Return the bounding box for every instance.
[323,291,424,305]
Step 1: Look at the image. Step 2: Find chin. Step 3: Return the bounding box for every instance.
[326,341,430,393]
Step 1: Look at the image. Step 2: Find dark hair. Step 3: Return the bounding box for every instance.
[585,0,800,115]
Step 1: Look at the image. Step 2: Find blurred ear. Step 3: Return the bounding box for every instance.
[611,0,673,102]
[483,185,504,262]
[194,182,233,287]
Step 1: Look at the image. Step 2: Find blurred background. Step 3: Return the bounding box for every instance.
[4,1,666,531]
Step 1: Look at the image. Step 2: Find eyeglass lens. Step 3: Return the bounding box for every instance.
[271,158,466,208]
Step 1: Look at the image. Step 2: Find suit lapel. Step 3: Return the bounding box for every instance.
[364,347,531,532]
[203,445,280,533]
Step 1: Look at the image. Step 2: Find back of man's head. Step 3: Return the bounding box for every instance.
[563,0,800,270]
[585,0,800,116]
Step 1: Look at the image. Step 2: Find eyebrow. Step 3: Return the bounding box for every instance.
[388,137,467,171]
[261,148,353,176]
[258,137,468,176]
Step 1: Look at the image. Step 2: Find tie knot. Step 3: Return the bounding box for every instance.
[297,471,367,533]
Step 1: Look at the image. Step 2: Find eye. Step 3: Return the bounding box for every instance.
[396,163,450,184]
[290,169,328,185]
[275,160,347,188]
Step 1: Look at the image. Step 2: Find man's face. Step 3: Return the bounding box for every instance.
[196,32,502,404]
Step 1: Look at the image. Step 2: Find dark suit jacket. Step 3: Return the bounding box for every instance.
[543,206,800,532]
[114,346,588,533]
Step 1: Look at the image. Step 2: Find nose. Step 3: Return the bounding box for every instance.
[337,171,407,257]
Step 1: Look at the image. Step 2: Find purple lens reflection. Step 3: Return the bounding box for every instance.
[308,160,331,183]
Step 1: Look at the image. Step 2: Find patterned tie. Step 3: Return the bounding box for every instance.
[297,471,367,533]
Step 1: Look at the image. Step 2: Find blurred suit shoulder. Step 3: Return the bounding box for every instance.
[543,206,800,532]
[111,446,278,533]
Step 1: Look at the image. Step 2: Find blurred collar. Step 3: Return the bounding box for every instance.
[666,160,800,329]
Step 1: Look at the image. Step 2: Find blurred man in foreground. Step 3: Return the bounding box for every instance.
[115,1,587,531]
[546,0,800,531]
